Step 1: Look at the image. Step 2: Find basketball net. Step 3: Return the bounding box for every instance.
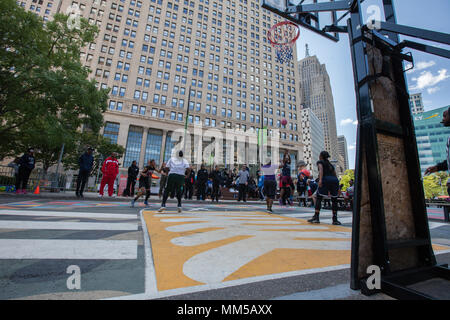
[267,21,300,64]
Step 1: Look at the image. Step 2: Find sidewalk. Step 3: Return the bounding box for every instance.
[0,191,270,205]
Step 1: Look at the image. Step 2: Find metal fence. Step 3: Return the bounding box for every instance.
[0,165,68,193]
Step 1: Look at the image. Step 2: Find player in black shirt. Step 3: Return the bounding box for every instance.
[308,151,341,225]
[131,159,160,207]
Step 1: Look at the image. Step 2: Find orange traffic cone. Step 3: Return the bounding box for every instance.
[34,185,40,194]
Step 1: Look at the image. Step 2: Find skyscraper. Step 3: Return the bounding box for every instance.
[409,92,424,115]
[301,108,325,178]
[413,106,450,175]
[298,46,339,163]
[337,135,349,175]
[19,0,303,171]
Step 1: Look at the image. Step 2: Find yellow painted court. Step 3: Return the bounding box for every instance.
[142,209,450,292]
[142,210,353,291]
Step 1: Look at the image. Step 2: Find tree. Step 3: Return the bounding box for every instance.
[423,172,449,199]
[0,0,108,167]
[339,169,355,191]
[63,132,125,176]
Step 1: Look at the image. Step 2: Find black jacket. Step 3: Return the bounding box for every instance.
[19,153,35,171]
[197,169,209,183]
[128,164,139,180]
[79,152,94,172]
[185,170,195,185]
[210,170,222,185]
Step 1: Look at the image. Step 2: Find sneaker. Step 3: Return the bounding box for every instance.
[157,206,166,213]
[131,199,135,208]
[15,189,22,194]
[98,194,103,197]
[267,209,273,214]
[22,190,27,194]
[79,193,84,199]
[177,206,182,213]
[144,200,149,206]
[308,214,320,224]
[332,217,342,225]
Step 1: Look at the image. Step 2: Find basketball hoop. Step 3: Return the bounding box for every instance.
[267,21,300,64]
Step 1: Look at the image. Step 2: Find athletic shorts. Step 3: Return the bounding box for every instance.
[263,180,277,199]
[139,176,151,189]
[165,174,185,195]
[281,175,293,188]
[317,176,339,198]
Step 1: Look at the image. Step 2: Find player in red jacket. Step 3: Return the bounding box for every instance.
[99,152,120,197]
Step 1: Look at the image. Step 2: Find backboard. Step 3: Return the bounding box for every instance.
[261,0,346,42]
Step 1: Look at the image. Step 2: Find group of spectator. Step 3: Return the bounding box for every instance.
[121,161,266,203]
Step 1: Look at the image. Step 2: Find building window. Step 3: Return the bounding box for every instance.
[164,133,175,162]
[144,129,163,165]
[103,122,120,144]
[123,126,143,167]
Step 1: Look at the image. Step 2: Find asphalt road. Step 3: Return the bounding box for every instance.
[0,196,449,300]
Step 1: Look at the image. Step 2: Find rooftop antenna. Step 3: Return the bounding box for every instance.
[305,43,310,57]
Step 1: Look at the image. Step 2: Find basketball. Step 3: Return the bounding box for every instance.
[301,169,311,177]
[281,119,287,126]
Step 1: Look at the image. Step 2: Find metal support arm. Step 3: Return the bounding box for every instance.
[377,21,450,45]
[286,0,350,14]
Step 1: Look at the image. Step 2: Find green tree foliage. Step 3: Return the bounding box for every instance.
[63,132,125,175]
[0,0,110,170]
[423,172,449,199]
[339,169,355,191]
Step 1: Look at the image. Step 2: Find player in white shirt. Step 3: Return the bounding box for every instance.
[158,150,191,213]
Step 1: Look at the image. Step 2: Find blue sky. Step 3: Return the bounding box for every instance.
[292,0,450,169]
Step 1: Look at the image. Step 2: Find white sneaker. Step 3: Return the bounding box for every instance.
[98,194,103,197]
[158,206,165,212]
[177,206,182,213]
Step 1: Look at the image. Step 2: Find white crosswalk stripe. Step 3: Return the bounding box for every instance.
[0,239,137,259]
[0,209,137,220]
[0,209,138,260]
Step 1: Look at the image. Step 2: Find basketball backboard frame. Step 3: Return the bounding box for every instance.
[261,0,450,300]
[261,0,349,42]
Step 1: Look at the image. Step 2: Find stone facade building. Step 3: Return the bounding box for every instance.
[19,0,304,175]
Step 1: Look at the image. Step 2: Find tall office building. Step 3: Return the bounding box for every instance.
[19,0,303,171]
[413,106,450,175]
[337,135,349,175]
[300,108,324,178]
[298,46,339,163]
[409,92,425,115]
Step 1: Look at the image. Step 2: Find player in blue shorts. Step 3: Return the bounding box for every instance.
[308,151,341,225]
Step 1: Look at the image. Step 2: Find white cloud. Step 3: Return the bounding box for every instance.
[427,87,440,94]
[348,143,356,150]
[409,69,450,91]
[340,118,357,126]
[407,60,436,73]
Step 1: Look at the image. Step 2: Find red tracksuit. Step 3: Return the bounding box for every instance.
[100,156,119,196]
